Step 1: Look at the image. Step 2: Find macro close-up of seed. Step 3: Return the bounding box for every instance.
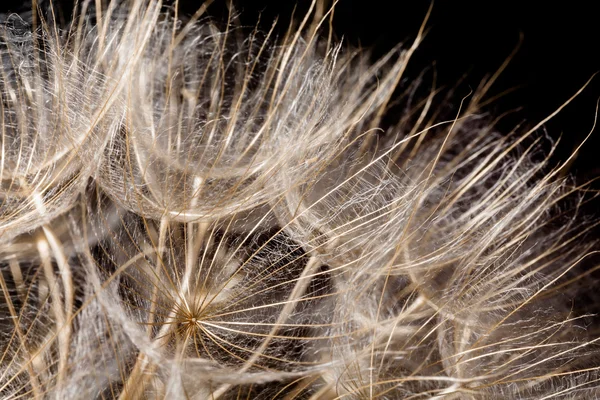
[1,1,599,399]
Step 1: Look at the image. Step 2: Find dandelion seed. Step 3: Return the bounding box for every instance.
[0,1,599,399]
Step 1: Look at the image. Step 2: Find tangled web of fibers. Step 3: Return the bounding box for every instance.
[1,1,600,399]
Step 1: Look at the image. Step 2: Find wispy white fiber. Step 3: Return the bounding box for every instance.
[1,1,599,399]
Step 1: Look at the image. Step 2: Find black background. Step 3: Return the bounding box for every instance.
[2,0,599,182]
[228,0,600,183]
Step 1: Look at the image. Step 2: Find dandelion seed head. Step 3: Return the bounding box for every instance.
[0,1,599,399]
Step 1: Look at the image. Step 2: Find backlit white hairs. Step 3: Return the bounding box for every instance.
[1,1,599,399]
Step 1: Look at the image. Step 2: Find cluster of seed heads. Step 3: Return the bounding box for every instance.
[1,1,599,399]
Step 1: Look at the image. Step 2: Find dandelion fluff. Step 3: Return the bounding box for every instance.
[0,1,599,399]
[0,11,128,244]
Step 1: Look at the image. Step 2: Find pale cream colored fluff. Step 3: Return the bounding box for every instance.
[0,1,599,399]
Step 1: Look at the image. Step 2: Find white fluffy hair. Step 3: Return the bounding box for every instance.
[1,1,599,399]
